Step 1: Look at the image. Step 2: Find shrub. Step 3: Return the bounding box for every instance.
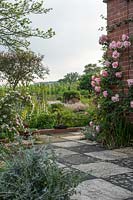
[63,91,80,103]
[0,145,79,200]
[29,112,56,129]
[0,90,33,140]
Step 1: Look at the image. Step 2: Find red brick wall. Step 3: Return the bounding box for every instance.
[105,0,133,121]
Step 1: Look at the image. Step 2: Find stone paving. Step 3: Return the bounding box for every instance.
[49,132,133,200]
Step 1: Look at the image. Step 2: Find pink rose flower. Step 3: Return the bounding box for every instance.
[101,70,108,77]
[109,41,117,49]
[91,81,96,87]
[89,121,93,127]
[117,41,123,49]
[122,34,129,41]
[99,34,108,44]
[95,125,100,133]
[130,101,133,108]
[95,86,101,93]
[127,79,133,87]
[123,41,131,48]
[112,50,120,59]
[104,61,111,67]
[103,90,108,97]
[111,94,119,102]
[91,75,96,81]
[112,61,119,68]
[115,72,122,78]
[95,77,101,85]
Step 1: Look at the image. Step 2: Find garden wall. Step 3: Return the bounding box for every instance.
[103,0,133,122]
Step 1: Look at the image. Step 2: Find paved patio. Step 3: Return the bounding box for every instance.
[46,132,133,200]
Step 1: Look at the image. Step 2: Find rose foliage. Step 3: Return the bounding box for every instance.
[89,34,133,148]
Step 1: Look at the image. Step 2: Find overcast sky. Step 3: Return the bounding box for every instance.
[30,0,107,81]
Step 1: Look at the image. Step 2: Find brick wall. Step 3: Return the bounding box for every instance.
[104,0,133,122]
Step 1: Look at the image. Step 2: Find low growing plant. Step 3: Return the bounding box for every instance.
[0,144,80,200]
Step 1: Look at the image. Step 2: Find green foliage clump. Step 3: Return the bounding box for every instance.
[63,91,80,103]
[29,112,56,129]
[0,145,79,200]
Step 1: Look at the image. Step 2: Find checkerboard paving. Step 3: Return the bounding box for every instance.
[51,139,133,199]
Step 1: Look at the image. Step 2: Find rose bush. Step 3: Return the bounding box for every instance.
[88,34,133,148]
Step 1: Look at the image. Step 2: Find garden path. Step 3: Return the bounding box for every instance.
[45,132,133,200]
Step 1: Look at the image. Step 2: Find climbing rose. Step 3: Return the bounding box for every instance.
[103,91,108,97]
[111,94,119,102]
[130,101,133,108]
[122,34,129,41]
[112,50,120,59]
[95,77,101,85]
[115,72,122,78]
[91,81,96,87]
[112,61,119,68]
[99,34,108,44]
[95,86,101,93]
[127,79,133,87]
[91,75,96,81]
[104,61,111,67]
[109,41,117,49]
[123,41,131,48]
[101,70,108,77]
[117,41,123,49]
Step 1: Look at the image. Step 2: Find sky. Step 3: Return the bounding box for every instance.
[30,0,107,81]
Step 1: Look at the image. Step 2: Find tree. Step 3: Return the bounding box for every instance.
[79,73,93,92]
[60,72,80,90]
[0,50,49,89]
[0,0,55,50]
[79,64,101,92]
[83,64,100,74]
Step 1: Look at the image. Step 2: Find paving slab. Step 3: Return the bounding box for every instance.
[104,172,133,192]
[52,141,84,148]
[76,139,98,145]
[71,179,133,200]
[58,154,100,165]
[110,157,133,169]
[72,162,132,178]
[85,150,128,161]
[61,135,84,140]
[68,144,105,154]
[114,147,133,157]
[54,148,78,158]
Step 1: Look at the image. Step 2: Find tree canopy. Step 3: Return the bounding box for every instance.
[0,50,49,89]
[0,0,55,50]
[58,72,80,90]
